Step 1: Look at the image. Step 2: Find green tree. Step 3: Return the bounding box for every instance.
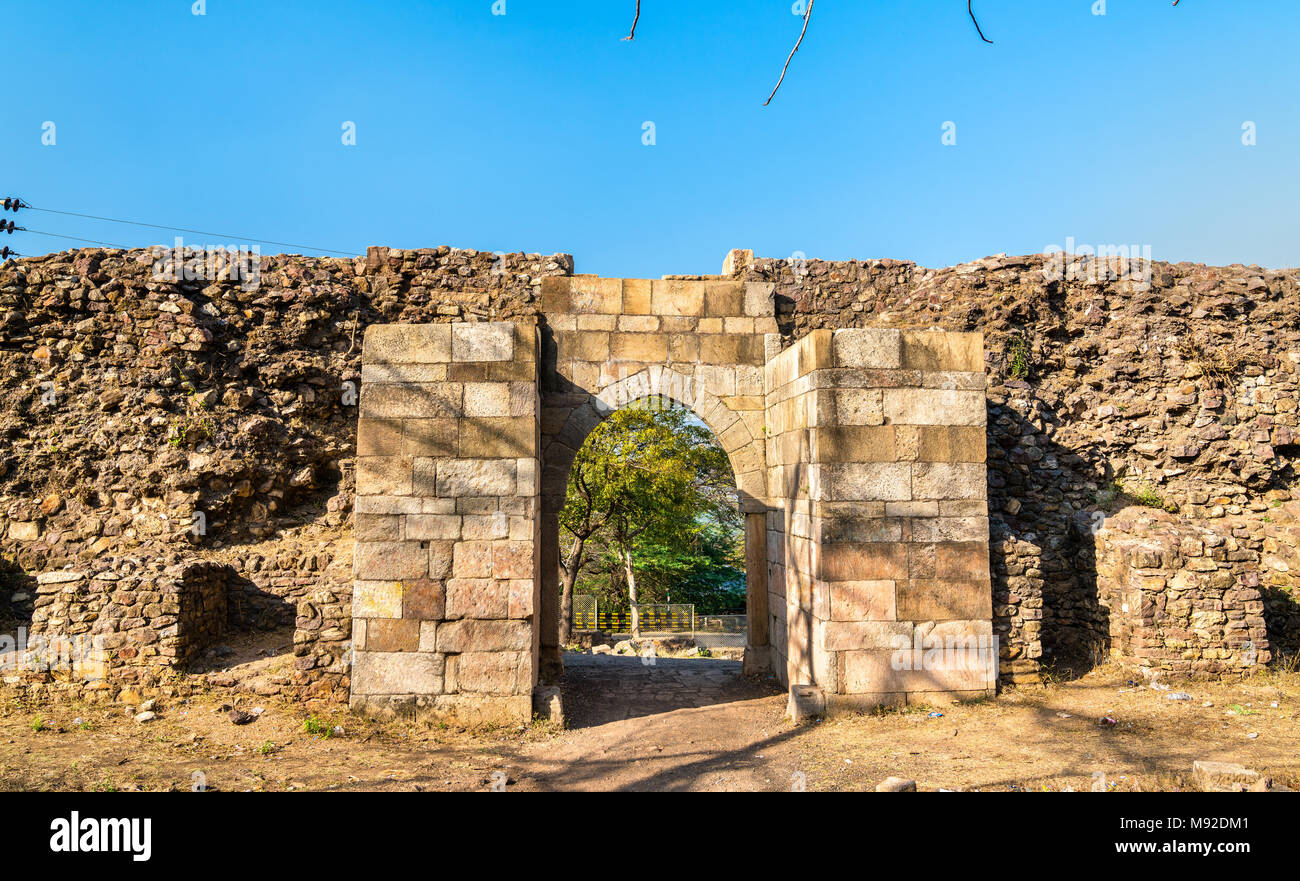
[558,402,738,640]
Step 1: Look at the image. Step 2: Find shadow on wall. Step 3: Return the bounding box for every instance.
[226,571,296,632]
[1261,587,1300,663]
[0,562,35,634]
[988,393,1112,683]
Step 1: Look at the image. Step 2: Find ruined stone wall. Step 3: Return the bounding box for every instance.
[1095,505,1300,678]
[737,250,1300,679]
[0,245,569,575]
[4,245,1300,698]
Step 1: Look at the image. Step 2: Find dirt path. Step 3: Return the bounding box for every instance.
[2,653,1297,792]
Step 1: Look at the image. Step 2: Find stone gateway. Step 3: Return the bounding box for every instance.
[350,273,993,726]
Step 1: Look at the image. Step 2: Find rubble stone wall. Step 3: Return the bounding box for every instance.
[1095,505,1300,678]
[3,245,1300,710]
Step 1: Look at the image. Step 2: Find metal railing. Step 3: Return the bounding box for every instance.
[571,596,746,638]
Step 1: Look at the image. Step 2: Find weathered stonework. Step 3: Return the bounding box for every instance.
[349,321,540,724]
[354,282,993,723]
[763,328,994,711]
[1095,505,1300,678]
[4,244,1300,720]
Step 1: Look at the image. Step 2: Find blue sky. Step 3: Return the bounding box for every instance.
[4,0,1297,276]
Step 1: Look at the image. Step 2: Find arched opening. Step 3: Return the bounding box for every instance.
[538,382,776,726]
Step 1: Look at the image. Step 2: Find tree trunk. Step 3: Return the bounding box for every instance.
[557,535,585,646]
[624,546,640,638]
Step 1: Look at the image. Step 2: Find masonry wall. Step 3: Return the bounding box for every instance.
[534,274,777,674]
[1096,505,1300,678]
[763,328,995,708]
[739,251,1300,680]
[4,245,1300,704]
[350,321,540,726]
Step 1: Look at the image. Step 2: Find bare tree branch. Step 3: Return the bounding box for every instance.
[764,0,814,106]
[969,1,993,44]
[623,1,1181,105]
[623,0,640,41]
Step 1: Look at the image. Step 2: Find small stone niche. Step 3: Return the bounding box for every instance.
[174,562,230,667]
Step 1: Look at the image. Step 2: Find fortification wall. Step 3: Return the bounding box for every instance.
[1,245,1298,707]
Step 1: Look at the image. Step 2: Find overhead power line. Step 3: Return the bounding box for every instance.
[24,204,358,256]
[23,228,133,249]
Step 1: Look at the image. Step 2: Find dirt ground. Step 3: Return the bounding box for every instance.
[1,651,1297,792]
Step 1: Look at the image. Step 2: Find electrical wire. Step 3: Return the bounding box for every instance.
[23,228,134,249]
[23,205,358,256]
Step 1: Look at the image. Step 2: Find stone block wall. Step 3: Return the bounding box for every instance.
[535,275,778,675]
[350,321,541,726]
[290,536,354,706]
[174,561,228,666]
[763,327,995,710]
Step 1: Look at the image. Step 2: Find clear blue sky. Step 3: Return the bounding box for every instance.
[4,0,1297,276]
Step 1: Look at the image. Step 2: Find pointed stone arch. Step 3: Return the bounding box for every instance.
[348,271,992,727]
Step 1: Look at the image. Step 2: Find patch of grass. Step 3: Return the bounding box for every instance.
[256,740,279,756]
[93,775,117,793]
[1007,333,1032,381]
[29,716,48,733]
[1123,480,1164,508]
[302,715,333,737]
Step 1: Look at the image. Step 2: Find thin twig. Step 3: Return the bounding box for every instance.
[764,0,813,106]
[623,0,640,40]
[969,1,993,43]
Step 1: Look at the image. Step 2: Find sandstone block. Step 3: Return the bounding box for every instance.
[356,456,413,496]
[360,383,462,419]
[364,324,452,364]
[352,581,405,618]
[403,579,446,620]
[436,459,517,497]
[900,331,983,372]
[834,329,902,369]
[883,388,984,427]
[406,514,462,541]
[464,383,511,417]
[446,578,509,619]
[454,650,529,695]
[829,579,898,622]
[824,621,912,652]
[453,541,494,578]
[365,618,420,652]
[912,462,986,500]
[352,650,444,695]
[354,543,427,581]
[816,463,911,501]
[452,322,515,362]
[896,578,992,621]
[459,418,535,458]
[437,619,532,653]
[493,541,535,579]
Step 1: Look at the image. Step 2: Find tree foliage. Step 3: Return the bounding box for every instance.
[558,402,743,639]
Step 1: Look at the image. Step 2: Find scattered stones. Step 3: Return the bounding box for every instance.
[875,776,917,792]
[1192,760,1270,792]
